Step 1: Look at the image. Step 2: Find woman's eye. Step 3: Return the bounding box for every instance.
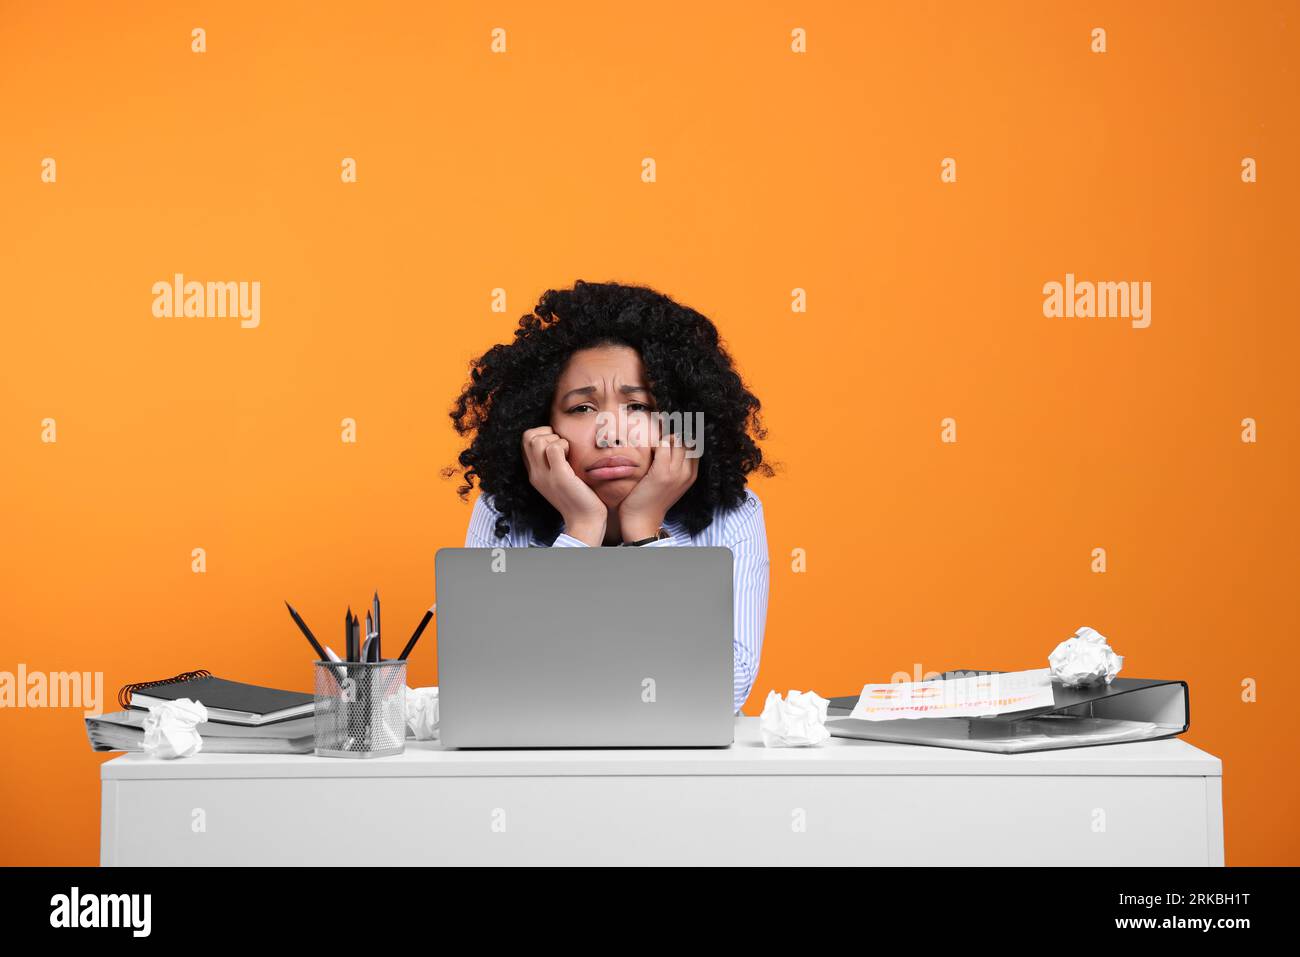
[567,402,652,414]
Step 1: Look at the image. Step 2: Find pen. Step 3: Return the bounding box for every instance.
[372,591,381,660]
[360,609,376,748]
[324,644,347,681]
[343,612,360,746]
[399,604,435,661]
[285,601,327,660]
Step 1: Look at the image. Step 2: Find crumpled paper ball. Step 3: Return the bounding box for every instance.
[405,686,439,740]
[760,690,830,747]
[142,698,207,759]
[1049,626,1124,687]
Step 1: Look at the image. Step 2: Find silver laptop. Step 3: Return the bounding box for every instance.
[434,545,734,748]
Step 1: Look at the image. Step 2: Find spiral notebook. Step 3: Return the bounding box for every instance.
[118,669,314,726]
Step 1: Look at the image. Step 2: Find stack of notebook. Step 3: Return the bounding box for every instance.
[85,670,317,754]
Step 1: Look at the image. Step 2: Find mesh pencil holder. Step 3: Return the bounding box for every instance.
[313,660,407,758]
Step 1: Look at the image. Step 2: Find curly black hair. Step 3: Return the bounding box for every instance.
[443,279,775,543]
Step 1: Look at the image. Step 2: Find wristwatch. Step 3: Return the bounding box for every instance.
[621,528,670,547]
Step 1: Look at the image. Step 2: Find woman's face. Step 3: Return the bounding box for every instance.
[549,343,657,510]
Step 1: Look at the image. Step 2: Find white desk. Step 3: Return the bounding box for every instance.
[100,717,1223,866]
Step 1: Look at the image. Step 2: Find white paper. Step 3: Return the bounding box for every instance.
[1049,626,1123,687]
[760,690,831,747]
[848,668,1056,721]
[142,698,208,758]
[405,686,440,740]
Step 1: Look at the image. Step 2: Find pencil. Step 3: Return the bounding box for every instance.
[285,601,327,661]
[399,605,435,661]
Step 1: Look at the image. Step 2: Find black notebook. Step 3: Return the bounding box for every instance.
[825,670,1190,754]
[120,671,314,726]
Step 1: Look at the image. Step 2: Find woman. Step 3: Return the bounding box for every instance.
[445,279,774,713]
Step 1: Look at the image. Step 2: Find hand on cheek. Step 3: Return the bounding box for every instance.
[521,426,607,543]
[617,432,698,541]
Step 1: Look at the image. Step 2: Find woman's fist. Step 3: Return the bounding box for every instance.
[521,426,606,543]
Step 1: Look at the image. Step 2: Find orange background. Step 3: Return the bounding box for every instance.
[1,1,1297,865]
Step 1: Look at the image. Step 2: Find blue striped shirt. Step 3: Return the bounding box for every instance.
[463,487,771,714]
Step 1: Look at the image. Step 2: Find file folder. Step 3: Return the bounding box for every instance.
[825,670,1191,753]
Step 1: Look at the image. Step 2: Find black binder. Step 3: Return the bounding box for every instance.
[825,670,1190,754]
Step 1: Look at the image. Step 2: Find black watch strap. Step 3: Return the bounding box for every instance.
[622,528,668,547]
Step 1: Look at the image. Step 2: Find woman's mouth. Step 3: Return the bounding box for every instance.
[586,455,639,480]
